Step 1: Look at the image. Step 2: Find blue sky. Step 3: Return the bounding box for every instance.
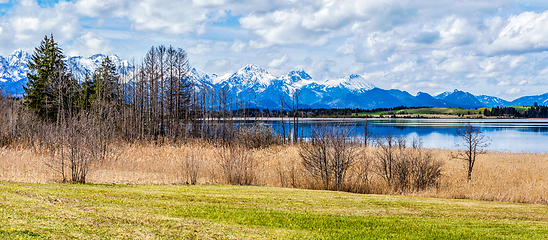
[2,0,548,100]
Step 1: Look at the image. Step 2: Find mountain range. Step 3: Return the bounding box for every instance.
[0,50,131,95]
[2,49,548,109]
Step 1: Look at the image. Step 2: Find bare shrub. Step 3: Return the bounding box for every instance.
[216,145,255,185]
[348,154,374,193]
[410,149,444,190]
[0,94,17,147]
[374,135,444,192]
[299,124,360,190]
[237,123,280,149]
[275,153,301,188]
[374,134,399,187]
[275,157,287,187]
[182,146,202,185]
[44,111,116,183]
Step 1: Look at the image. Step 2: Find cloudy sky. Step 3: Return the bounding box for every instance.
[2,0,548,99]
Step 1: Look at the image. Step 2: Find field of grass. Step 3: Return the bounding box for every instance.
[356,106,532,116]
[356,107,484,116]
[1,182,547,239]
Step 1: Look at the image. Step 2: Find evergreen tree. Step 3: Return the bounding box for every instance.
[23,34,66,120]
[92,56,119,103]
[76,73,95,110]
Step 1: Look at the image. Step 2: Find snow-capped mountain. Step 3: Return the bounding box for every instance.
[3,49,548,109]
[0,50,131,95]
[509,93,548,106]
[0,50,31,94]
[216,64,277,94]
[476,95,509,106]
[324,74,375,92]
[65,54,132,81]
[436,89,486,108]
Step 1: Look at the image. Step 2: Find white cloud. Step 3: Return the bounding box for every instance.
[539,66,548,75]
[66,32,112,57]
[229,39,248,53]
[10,0,79,42]
[204,58,233,74]
[392,61,416,72]
[436,16,477,46]
[484,11,548,55]
[188,43,213,55]
[436,56,479,73]
[497,80,511,86]
[506,87,521,94]
[267,54,290,68]
[336,42,354,54]
[294,57,337,81]
[74,0,228,35]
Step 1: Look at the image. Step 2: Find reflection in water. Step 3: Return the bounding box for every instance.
[246,118,548,153]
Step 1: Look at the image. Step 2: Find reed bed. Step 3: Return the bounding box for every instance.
[1,142,547,205]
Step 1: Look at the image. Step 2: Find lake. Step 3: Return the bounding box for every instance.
[250,118,548,153]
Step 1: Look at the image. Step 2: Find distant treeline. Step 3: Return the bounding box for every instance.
[230,105,426,118]
[484,106,548,118]
[230,108,361,118]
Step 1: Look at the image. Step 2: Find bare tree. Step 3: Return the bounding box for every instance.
[300,124,359,190]
[279,95,286,143]
[374,133,397,186]
[363,119,372,147]
[453,123,490,180]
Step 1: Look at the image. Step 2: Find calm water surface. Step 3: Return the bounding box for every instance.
[254,118,548,153]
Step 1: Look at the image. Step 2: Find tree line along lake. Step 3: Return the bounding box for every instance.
[242,118,548,153]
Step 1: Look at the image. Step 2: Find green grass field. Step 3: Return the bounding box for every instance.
[1,182,547,239]
[356,106,532,116]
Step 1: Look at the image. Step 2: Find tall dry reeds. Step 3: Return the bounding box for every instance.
[1,142,547,205]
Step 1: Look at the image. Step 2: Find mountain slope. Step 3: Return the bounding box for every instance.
[476,95,509,106]
[436,89,486,108]
[4,50,548,109]
[509,93,548,106]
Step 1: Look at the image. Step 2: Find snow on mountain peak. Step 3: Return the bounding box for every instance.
[189,67,216,86]
[278,69,314,87]
[287,69,312,81]
[10,49,30,60]
[222,64,276,88]
[64,54,131,80]
[324,74,375,91]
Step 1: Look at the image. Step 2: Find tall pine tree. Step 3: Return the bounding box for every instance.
[76,73,95,110]
[92,56,119,103]
[24,34,66,120]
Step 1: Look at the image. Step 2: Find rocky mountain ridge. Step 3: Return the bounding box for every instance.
[1,50,546,109]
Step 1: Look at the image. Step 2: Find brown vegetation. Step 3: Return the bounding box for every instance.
[1,141,547,205]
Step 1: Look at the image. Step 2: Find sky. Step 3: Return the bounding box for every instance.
[2,0,548,100]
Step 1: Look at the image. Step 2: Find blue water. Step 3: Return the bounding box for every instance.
[246,118,548,153]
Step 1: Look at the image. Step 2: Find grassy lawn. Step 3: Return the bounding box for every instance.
[1,183,547,239]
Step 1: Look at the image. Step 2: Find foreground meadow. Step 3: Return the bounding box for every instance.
[1,143,547,204]
[1,182,547,239]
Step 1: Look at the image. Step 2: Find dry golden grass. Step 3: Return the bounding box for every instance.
[1,142,547,205]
